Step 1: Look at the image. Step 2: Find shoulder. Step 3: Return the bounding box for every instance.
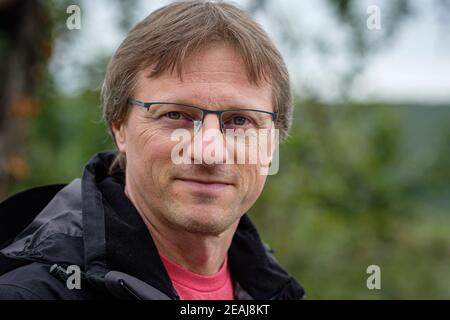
[0,262,104,300]
[0,183,68,247]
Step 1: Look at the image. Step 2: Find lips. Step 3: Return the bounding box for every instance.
[177,177,233,185]
[174,177,234,192]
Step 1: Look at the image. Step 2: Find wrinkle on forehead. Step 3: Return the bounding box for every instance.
[180,71,250,84]
[146,43,256,83]
[144,67,255,87]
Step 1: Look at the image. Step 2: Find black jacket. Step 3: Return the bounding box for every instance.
[0,151,305,300]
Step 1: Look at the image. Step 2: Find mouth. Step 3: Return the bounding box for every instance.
[174,177,234,192]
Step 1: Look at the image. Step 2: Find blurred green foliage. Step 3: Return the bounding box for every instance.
[9,91,112,191]
[252,99,450,299]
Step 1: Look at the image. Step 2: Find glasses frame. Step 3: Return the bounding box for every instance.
[127,98,278,133]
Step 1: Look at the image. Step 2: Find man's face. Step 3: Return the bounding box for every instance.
[112,43,273,236]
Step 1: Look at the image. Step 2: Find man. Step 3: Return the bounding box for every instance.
[0,0,304,300]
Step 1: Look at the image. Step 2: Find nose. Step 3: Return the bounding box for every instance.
[201,113,222,132]
[192,113,227,165]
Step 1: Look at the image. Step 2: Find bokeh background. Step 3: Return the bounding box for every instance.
[0,0,449,299]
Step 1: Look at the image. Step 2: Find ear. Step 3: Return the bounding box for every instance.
[111,120,127,153]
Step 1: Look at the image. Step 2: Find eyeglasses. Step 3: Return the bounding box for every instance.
[127,98,277,134]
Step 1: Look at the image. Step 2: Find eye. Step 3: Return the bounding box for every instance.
[231,115,250,126]
[166,111,182,120]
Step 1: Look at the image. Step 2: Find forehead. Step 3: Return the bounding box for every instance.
[135,43,273,111]
[180,44,248,81]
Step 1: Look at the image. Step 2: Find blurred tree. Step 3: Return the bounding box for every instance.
[247,0,450,98]
[0,0,52,198]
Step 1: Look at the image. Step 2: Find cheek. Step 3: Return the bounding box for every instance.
[238,164,267,205]
[127,125,175,187]
[129,118,174,158]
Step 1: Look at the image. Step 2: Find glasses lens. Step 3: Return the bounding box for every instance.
[222,110,273,131]
[146,103,203,132]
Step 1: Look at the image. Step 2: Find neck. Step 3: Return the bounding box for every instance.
[148,220,238,275]
[124,185,239,276]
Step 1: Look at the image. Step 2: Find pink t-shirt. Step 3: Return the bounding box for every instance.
[160,255,234,300]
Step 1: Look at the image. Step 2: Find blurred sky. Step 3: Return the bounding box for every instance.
[50,0,450,104]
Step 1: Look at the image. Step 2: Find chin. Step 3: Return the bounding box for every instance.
[169,203,239,236]
[182,220,229,236]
